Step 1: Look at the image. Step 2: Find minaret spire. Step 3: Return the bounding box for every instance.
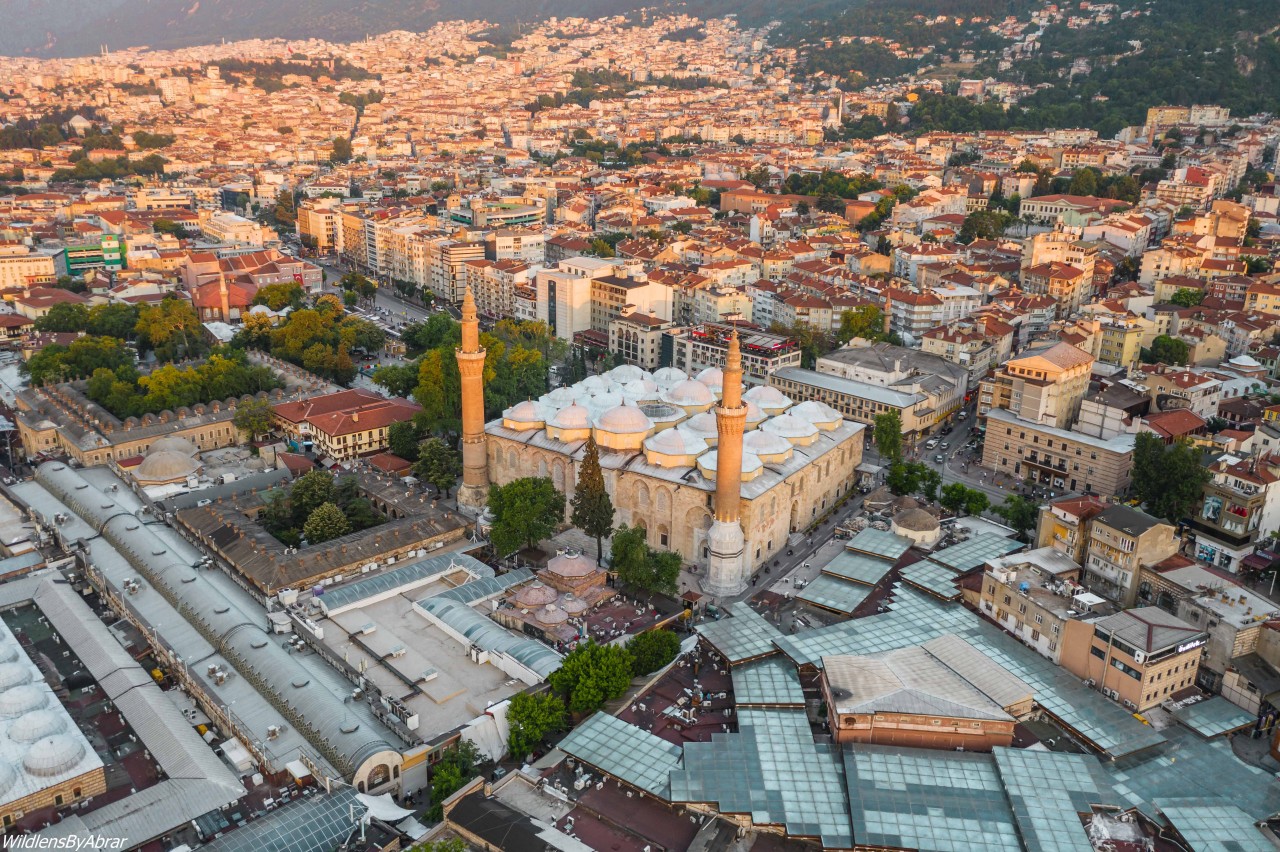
[704,329,749,596]
[455,286,489,510]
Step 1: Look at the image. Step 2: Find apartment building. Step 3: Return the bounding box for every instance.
[770,367,938,443]
[979,547,1103,664]
[590,273,672,335]
[485,229,546,265]
[983,408,1136,498]
[0,244,56,291]
[1188,456,1280,575]
[1081,504,1180,606]
[1062,607,1206,712]
[1132,365,1222,420]
[670,323,800,385]
[608,312,674,370]
[297,199,342,253]
[1035,494,1111,565]
[534,257,634,342]
[464,259,538,321]
[979,341,1093,430]
[1022,261,1091,319]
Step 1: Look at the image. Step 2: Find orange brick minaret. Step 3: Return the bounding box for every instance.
[455,286,489,510]
[704,330,749,596]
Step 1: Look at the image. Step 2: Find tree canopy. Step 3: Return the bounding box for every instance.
[547,641,634,716]
[570,437,615,564]
[487,477,565,557]
[506,691,566,761]
[610,524,681,597]
[626,630,681,676]
[1131,433,1210,523]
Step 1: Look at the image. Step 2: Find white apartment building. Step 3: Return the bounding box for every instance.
[0,245,56,290]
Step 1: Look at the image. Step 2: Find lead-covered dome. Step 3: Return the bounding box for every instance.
[652,367,687,389]
[761,414,820,444]
[503,400,545,430]
[549,403,592,430]
[23,734,86,777]
[545,550,596,579]
[696,367,724,395]
[744,385,792,413]
[9,709,67,743]
[743,430,794,462]
[134,450,200,484]
[664,379,716,409]
[150,435,199,457]
[0,662,32,691]
[0,684,47,719]
[608,364,646,384]
[791,400,843,429]
[513,581,559,608]
[595,404,654,435]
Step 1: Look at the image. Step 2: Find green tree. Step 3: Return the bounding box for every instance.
[940,483,988,517]
[372,363,418,399]
[1145,335,1190,366]
[86,303,138,338]
[289,469,334,525]
[873,411,903,463]
[253,282,303,311]
[330,136,353,164]
[570,437,615,564]
[1131,433,1210,523]
[1169,288,1204,307]
[1067,168,1098,196]
[959,209,1011,243]
[919,467,942,503]
[506,691,566,761]
[135,298,205,361]
[34,302,89,333]
[626,630,680,676]
[414,437,461,497]
[836,304,890,344]
[610,525,681,596]
[302,501,351,544]
[232,397,274,441]
[487,477,565,557]
[548,641,634,716]
[387,420,421,461]
[272,190,297,228]
[992,495,1040,541]
[427,740,480,822]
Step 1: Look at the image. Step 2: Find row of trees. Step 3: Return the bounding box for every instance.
[239,297,384,385]
[85,351,280,419]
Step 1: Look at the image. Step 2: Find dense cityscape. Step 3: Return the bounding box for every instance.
[0,1,1279,850]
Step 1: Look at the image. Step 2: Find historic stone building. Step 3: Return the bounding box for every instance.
[459,287,866,591]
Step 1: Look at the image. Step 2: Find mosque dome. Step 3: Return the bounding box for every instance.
[744,400,767,427]
[681,412,719,441]
[23,734,86,777]
[596,404,654,435]
[544,386,580,407]
[696,367,724,394]
[652,367,687,389]
[584,390,625,419]
[134,450,200,484]
[0,644,16,664]
[743,430,794,460]
[549,403,592,431]
[644,428,709,457]
[608,364,646,384]
[743,385,793,412]
[761,414,819,442]
[893,507,940,532]
[665,379,715,408]
[790,400,843,429]
[503,400,545,427]
[150,435,199,457]
[697,450,764,480]
[620,379,661,404]
[580,374,613,395]
[9,709,67,744]
[0,684,48,719]
[0,663,32,692]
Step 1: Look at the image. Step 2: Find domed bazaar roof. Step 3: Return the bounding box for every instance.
[652,367,688,389]
[0,684,47,719]
[0,662,32,691]
[134,450,200,484]
[645,428,709,456]
[549,403,592,430]
[894,507,940,532]
[9,709,67,743]
[513,581,559,608]
[23,734,86,777]
[664,379,715,407]
[536,604,569,625]
[545,551,596,578]
[608,364,647,383]
[150,435,199,457]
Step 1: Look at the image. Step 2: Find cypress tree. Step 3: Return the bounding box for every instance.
[571,436,615,564]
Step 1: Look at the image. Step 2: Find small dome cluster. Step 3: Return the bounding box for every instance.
[0,649,94,796]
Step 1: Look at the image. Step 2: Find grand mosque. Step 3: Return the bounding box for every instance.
[454,289,866,596]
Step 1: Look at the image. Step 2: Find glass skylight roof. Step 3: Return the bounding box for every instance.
[1155,797,1275,852]
[797,574,875,614]
[1171,696,1254,739]
[900,561,963,600]
[731,657,804,707]
[696,603,784,664]
[203,787,361,852]
[821,549,896,585]
[844,746,1021,852]
[846,528,912,562]
[557,711,682,797]
[928,532,1023,573]
[670,708,852,848]
[992,748,1098,852]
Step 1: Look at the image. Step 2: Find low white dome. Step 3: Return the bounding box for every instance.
[561,594,589,615]
[544,386,580,406]
[0,684,47,719]
[585,390,624,418]
[596,404,654,435]
[150,435,199,457]
[0,662,33,691]
[504,400,544,424]
[744,400,767,425]
[644,428,709,457]
[699,449,764,476]
[761,414,819,440]
[621,379,661,403]
[682,412,719,439]
[0,758,13,798]
[580,374,613,394]
[744,385,792,411]
[9,709,67,743]
[696,367,724,390]
[23,734,86,777]
[549,403,592,430]
[665,379,715,407]
[0,644,16,663]
[536,604,568,626]
[652,367,687,389]
[791,400,843,427]
[608,364,646,383]
[744,431,794,457]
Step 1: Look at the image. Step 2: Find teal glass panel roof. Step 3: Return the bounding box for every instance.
[992,747,1098,852]
[900,561,963,600]
[1171,696,1254,739]
[1155,797,1275,852]
[844,745,1021,852]
[928,532,1023,573]
[797,573,875,614]
[557,711,682,797]
[427,567,533,605]
[696,603,784,664]
[670,708,852,848]
[846,528,912,562]
[203,787,361,852]
[731,657,804,707]
[822,549,896,585]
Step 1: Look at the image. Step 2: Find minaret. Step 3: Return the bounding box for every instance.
[882,290,893,338]
[703,331,749,597]
[455,287,490,511]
